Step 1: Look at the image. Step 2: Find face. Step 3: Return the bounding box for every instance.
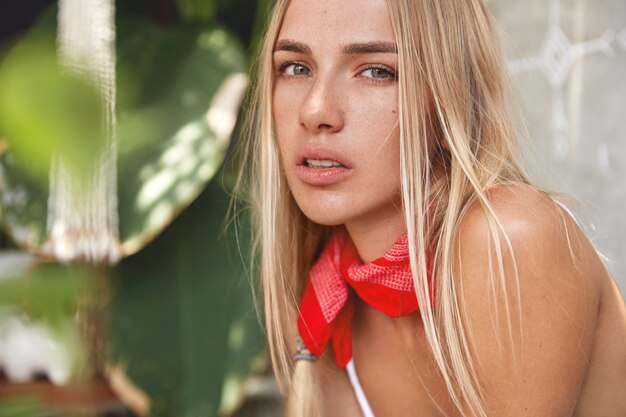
[273,0,403,234]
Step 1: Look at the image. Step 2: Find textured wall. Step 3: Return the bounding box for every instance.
[488,0,626,292]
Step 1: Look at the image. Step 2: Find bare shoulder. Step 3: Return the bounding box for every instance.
[456,183,605,319]
[461,184,578,243]
[453,184,606,416]
[459,183,607,292]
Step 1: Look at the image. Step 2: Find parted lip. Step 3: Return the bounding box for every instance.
[295,146,353,169]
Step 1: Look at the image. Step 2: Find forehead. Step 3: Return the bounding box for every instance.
[278,0,395,45]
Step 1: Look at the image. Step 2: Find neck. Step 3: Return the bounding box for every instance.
[345,210,406,262]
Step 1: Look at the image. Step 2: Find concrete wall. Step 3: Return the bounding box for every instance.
[488,0,626,292]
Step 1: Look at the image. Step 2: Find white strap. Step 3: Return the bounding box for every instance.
[346,359,376,417]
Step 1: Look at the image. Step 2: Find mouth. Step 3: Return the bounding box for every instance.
[295,149,353,186]
[296,148,352,169]
[302,159,346,169]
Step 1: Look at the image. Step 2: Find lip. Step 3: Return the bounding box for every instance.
[294,146,353,186]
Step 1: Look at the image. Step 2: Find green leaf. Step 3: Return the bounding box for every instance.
[0,152,48,251]
[0,14,248,256]
[0,35,105,182]
[0,261,96,327]
[115,18,248,255]
[0,26,105,251]
[108,176,264,417]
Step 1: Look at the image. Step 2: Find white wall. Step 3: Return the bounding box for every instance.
[488,0,626,292]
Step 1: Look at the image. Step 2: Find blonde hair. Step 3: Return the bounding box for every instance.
[235,0,538,416]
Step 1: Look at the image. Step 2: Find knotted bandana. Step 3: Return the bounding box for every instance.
[297,230,431,368]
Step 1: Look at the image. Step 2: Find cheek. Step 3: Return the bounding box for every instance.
[351,100,400,168]
[351,86,398,130]
[273,85,303,155]
[273,82,305,125]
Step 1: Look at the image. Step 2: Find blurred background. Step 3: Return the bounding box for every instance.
[489,0,626,294]
[0,0,279,416]
[0,0,624,416]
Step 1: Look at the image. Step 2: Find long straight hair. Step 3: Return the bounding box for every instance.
[236,0,537,415]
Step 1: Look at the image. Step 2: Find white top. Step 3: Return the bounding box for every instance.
[346,359,376,417]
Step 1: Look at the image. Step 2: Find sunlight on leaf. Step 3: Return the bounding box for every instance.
[116,22,248,255]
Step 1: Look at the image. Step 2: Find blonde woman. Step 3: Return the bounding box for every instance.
[236,0,626,415]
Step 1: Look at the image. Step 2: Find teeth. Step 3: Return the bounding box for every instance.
[306,159,343,168]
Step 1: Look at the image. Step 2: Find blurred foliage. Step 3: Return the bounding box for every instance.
[116,0,263,49]
[0,36,104,182]
[0,262,97,417]
[115,16,247,254]
[0,7,249,255]
[109,174,263,417]
[0,262,96,327]
[0,0,270,416]
[0,396,45,417]
[0,150,48,251]
[175,0,216,22]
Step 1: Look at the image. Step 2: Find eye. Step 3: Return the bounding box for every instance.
[361,66,396,81]
[280,62,311,77]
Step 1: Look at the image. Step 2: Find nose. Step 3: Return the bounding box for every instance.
[298,75,344,134]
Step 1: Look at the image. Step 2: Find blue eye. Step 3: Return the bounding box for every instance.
[282,63,311,76]
[362,66,396,81]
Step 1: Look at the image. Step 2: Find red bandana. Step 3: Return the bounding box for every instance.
[297,231,430,368]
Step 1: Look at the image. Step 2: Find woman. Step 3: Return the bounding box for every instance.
[236,0,626,415]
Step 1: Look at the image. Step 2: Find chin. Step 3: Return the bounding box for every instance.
[289,193,352,226]
[296,203,351,227]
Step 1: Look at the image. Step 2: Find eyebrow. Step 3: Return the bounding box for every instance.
[341,41,397,55]
[274,40,312,54]
[273,39,397,55]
